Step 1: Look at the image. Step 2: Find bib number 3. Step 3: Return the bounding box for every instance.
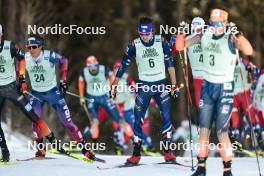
[209,54,215,66]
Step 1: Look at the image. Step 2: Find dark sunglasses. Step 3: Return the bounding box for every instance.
[209,21,225,27]
[27,45,39,50]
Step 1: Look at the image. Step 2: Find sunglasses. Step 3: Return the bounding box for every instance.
[209,21,225,27]
[138,32,152,36]
[87,64,98,68]
[27,45,39,50]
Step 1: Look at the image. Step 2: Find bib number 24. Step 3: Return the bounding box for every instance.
[34,74,45,82]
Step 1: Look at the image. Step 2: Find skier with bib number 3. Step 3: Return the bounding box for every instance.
[111,16,180,165]
[180,8,253,176]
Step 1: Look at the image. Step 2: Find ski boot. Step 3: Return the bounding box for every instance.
[191,157,207,176]
[126,140,142,165]
[82,146,95,160]
[35,138,46,157]
[162,132,176,162]
[229,128,242,151]
[223,161,233,176]
[1,147,10,162]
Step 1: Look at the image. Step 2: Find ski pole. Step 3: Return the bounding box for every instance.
[66,91,89,101]
[82,104,93,125]
[236,49,262,176]
[24,91,42,102]
[178,49,195,171]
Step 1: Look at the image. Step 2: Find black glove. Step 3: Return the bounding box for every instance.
[59,80,68,95]
[170,84,180,99]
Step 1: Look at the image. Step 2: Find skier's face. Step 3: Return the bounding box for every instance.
[27,45,42,59]
[209,20,227,36]
[139,32,153,43]
[88,65,98,74]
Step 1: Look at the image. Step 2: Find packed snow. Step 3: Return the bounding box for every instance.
[1,123,264,176]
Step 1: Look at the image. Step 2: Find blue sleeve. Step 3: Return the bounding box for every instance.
[105,66,110,78]
[49,51,65,64]
[228,35,236,55]
[162,37,174,68]
[116,42,136,78]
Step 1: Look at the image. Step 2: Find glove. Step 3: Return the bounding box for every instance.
[59,80,68,95]
[79,96,85,105]
[229,22,242,36]
[252,67,260,79]
[170,35,176,46]
[110,84,117,99]
[170,84,180,99]
[18,75,27,93]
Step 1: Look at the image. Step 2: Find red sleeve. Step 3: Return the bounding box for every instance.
[127,76,135,87]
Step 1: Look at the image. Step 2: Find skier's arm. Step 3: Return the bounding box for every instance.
[112,42,136,86]
[232,34,253,56]
[78,70,85,97]
[162,37,177,85]
[11,42,26,77]
[49,51,68,81]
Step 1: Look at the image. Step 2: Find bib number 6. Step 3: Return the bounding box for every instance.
[148,58,155,68]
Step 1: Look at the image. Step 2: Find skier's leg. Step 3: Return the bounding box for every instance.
[100,95,128,152]
[126,88,151,164]
[0,97,9,162]
[197,81,214,160]
[230,106,241,141]
[193,78,203,111]
[100,95,120,123]
[30,93,45,141]
[7,83,51,138]
[50,91,83,143]
[86,95,100,139]
[230,93,241,144]
[216,82,234,174]
[29,93,46,157]
[192,81,215,176]
[153,90,175,161]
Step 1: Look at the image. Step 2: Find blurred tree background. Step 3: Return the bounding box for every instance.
[0,0,263,153]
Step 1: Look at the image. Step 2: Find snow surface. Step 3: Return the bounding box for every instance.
[0,152,263,176]
[1,122,264,176]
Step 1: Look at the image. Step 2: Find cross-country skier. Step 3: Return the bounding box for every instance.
[0,25,52,162]
[24,35,95,160]
[253,69,264,149]
[180,8,254,176]
[111,59,155,155]
[78,55,126,150]
[230,58,260,149]
[171,17,205,110]
[111,16,180,165]
[186,17,205,110]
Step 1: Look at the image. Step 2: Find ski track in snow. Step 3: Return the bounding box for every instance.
[1,123,264,176]
[0,151,264,176]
